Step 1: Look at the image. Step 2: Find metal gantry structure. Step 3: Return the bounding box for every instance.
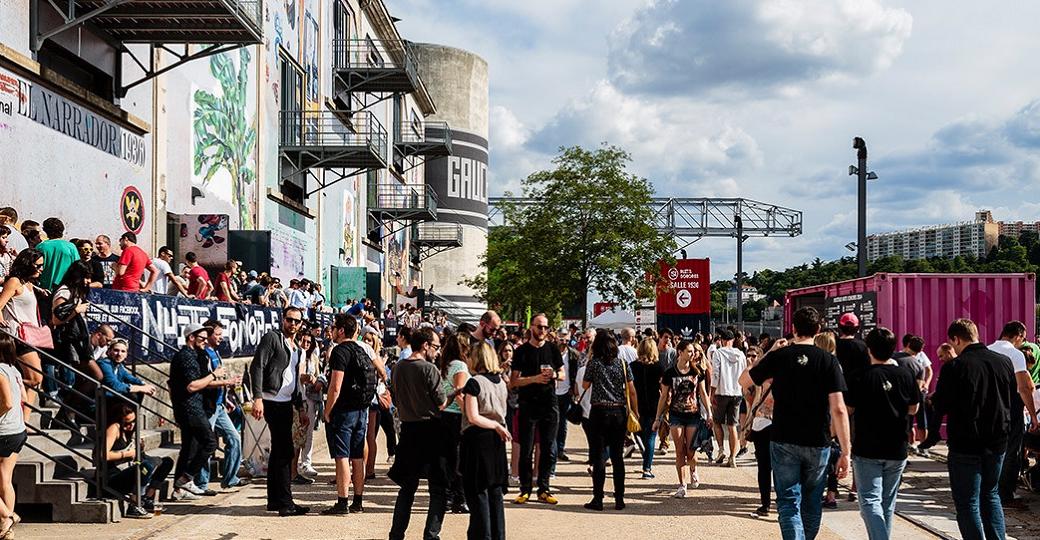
[488,196,803,329]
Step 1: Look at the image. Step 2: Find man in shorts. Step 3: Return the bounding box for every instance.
[711,329,747,467]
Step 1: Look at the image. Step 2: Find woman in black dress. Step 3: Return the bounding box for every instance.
[461,342,511,539]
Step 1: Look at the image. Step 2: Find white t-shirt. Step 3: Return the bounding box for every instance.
[989,340,1028,373]
[575,364,592,419]
[915,351,932,374]
[618,344,638,365]
[264,339,300,402]
[0,363,24,435]
[555,350,572,396]
[151,257,173,294]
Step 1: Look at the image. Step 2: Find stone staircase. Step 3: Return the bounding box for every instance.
[15,401,180,523]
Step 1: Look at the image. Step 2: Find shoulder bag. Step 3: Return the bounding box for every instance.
[18,289,54,350]
[566,386,588,425]
[620,358,641,433]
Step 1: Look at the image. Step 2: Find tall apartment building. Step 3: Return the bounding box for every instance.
[0,0,484,312]
[866,210,1000,262]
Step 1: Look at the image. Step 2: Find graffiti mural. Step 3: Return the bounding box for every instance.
[192,48,258,229]
[303,0,319,104]
[342,190,356,266]
[174,214,229,269]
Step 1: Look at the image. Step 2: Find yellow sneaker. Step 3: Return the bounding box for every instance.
[514,492,530,504]
[537,492,559,505]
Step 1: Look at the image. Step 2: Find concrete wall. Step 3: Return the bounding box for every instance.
[413,44,489,319]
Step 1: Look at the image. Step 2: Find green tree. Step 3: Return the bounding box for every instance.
[193,48,258,228]
[467,145,674,324]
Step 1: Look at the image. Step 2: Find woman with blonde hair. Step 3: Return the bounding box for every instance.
[815,331,837,354]
[815,330,842,508]
[461,342,510,539]
[631,337,663,478]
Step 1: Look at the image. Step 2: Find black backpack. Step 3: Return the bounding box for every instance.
[340,341,378,410]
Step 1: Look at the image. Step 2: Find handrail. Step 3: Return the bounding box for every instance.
[1,329,142,507]
[87,305,178,368]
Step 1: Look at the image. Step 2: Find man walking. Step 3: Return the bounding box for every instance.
[249,307,310,516]
[195,320,246,491]
[932,319,1016,539]
[987,320,1037,510]
[711,329,747,467]
[322,314,377,515]
[741,307,850,540]
[168,324,221,500]
[658,328,677,372]
[552,330,580,467]
[388,328,448,540]
[510,313,565,505]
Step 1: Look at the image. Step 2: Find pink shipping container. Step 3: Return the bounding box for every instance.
[784,273,1037,386]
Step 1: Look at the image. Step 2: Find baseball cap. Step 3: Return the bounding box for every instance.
[248,270,258,278]
[360,325,381,339]
[182,323,207,339]
[838,313,860,328]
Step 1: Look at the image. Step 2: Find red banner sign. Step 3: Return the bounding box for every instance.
[593,302,617,317]
[656,259,711,315]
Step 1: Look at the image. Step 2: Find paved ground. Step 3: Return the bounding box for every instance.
[19,431,945,540]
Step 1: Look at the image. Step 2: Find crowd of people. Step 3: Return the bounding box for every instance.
[4,209,1040,540]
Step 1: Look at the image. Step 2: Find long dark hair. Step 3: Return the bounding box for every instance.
[5,248,43,283]
[59,260,92,301]
[592,329,619,363]
[439,332,470,376]
[676,339,705,378]
[0,333,16,366]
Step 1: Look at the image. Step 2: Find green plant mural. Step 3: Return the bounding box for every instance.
[193,48,258,228]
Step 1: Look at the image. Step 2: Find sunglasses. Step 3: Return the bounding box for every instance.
[284,318,304,325]
[34,262,44,269]
[534,325,550,330]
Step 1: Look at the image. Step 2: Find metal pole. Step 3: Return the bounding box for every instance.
[854,137,868,277]
[735,215,744,331]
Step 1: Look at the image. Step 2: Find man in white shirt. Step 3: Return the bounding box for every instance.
[552,330,580,467]
[710,329,747,467]
[618,327,638,364]
[151,246,188,295]
[988,320,1037,508]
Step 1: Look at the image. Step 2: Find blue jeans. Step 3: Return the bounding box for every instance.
[771,441,831,540]
[637,422,657,471]
[551,394,571,475]
[196,406,243,489]
[852,456,906,540]
[947,450,1006,540]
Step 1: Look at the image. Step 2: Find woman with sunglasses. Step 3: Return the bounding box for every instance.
[0,333,27,537]
[104,402,174,518]
[0,248,47,406]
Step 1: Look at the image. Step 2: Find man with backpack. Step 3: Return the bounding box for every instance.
[322,314,377,515]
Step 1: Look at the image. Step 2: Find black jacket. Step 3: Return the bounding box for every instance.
[563,346,580,392]
[248,330,302,405]
[932,343,1016,455]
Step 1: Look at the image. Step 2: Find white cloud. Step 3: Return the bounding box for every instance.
[608,0,912,97]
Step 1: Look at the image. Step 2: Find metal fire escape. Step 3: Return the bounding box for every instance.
[30,0,264,97]
[488,196,804,329]
[411,221,463,263]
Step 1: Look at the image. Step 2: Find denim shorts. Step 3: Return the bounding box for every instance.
[669,410,701,427]
[326,408,368,459]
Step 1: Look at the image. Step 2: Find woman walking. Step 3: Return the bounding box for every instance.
[631,337,663,478]
[815,331,843,509]
[0,333,27,537]
[294,332,322,480]
[653,340,711,498]
[744,344,777,517]
[460,342,510,539]
[582,329,638,511]
[363,328,396,478]
[0,249,47,406]
[439,332,472,513]
[497,341,521,485]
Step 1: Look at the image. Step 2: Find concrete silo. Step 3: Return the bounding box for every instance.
[412,43,489,321]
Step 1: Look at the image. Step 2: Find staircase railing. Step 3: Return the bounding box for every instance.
[2,329,142,507]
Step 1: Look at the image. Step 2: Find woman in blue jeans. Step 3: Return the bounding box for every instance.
[630,337,663,478]
[846,327,920,540]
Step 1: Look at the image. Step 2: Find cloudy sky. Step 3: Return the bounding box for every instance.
[393,0,1040,280]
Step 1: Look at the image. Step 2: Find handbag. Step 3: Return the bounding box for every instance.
[620,359,641,433]
[566,387,588,425]
[18,299,53,350]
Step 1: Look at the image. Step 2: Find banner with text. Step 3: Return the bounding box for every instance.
[87,289,282,362]
[656,259,711,315]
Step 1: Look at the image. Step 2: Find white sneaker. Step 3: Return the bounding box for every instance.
[172,488,201,501]
[673,484,687,499]
[689,473,700,489]
[174,479,206,496]
[300,466,319,477]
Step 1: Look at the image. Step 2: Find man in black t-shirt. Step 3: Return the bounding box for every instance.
[509,313,564,504]
[169,324,222,501]
[834,313,870,394]
[741,307,850,540]
[322,314,375,515]
[846,327,919,539]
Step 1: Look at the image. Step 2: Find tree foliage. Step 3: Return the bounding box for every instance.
[465,145,675,323]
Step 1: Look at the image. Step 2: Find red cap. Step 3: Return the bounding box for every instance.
[838,313,859,328]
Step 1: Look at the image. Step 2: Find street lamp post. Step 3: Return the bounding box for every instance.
[853,137,868,278]
[734,214,747,331]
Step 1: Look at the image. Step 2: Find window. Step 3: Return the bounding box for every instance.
[279,54,307,206]
[333,1,352,69]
